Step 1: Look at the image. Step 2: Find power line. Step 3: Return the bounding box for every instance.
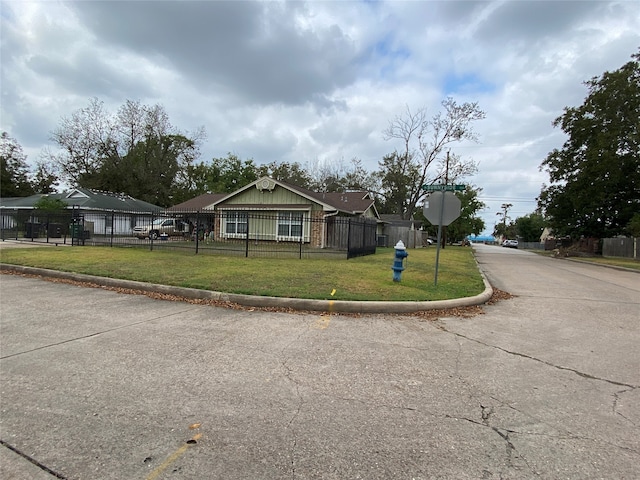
[479,197,538,202]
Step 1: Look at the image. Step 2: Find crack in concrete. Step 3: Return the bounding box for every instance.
[447,411,640,458]
[444,414,537,476]
[278,327,311,480]
[280,357,303,480]
[0,308,200,360]
[612,387,638,426]
[481,404,494,425]
[436,324,639,389]
[0,439,68,479]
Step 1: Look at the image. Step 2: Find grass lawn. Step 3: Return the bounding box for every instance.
[557,255,640,271]
[531,250,640,271]
[0,246,485,302]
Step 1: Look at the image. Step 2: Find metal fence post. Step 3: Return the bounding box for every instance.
[299,217,303,259]
[347,218,352,259]
[245,213,250,258]
[110,211,115,247]
[45,212,50,243]
[150,212,155,251]
[195,210,200,254]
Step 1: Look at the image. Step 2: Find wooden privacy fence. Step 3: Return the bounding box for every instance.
[325,216,377,258]
[602,237,639,259]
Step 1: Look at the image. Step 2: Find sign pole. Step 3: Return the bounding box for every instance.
[422,185,463,287]
[434,191,445,286]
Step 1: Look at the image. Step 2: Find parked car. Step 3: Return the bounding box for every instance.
[502,239,519,248]
[133,218,188,240]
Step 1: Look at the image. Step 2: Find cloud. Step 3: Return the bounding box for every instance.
[70,1,361,106]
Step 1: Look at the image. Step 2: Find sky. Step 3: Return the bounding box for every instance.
[1,0,639,235]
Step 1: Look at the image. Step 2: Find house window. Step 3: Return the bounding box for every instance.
[225,211,247,235]
[278,211,303,239]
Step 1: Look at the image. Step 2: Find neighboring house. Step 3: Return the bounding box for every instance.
[1,188,162,236]
[169,176,380,248]
[167,193,226,211]
[540,227,553,242]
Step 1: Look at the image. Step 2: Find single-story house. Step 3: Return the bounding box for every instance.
[169,176,380,248]
[1,188,162,236]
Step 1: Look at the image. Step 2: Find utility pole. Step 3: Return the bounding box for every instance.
[498,203,512,239]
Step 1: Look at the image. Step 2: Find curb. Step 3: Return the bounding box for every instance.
[1,263,494,314]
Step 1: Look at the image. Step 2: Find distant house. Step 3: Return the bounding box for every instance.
[0,188,161,236]
[1,188,161,212]
[540,227,553,242]
[169,176,380,248]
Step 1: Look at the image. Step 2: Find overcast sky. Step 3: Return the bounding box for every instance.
[1,0,638,234]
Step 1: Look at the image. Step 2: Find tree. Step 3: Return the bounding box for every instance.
[515,212,546,242]
[493,203,513,238]
[48,98,115,184]
[257,161,313,188]
[376,151,420,215]
[45,98,204,206]
[31,160,59,194]
[429,186,487,242]
[306,157,377,193]
[1,132,35,197]
[378,99,485,219]
[33,196,68,212]
[207,154,258,193]
[539,51,640,238]
[627,213,640,237]
[172,161,213,204]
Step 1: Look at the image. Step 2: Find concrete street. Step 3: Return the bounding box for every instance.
[1,244,638,479]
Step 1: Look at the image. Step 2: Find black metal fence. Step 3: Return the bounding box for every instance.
[1,208,378,259]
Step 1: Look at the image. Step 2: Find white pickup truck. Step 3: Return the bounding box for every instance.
[133,218,188,240]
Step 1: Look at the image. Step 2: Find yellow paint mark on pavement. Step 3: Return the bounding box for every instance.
[315,315,331,329]
[313,300,334,330]
[145,432,202,480]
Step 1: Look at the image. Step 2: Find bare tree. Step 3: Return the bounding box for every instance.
[44,98,205,206]
[306,157,376,192]
[379,98,485,218]
[48,97,116,184]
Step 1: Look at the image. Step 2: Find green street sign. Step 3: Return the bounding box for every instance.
[422,184,465,192]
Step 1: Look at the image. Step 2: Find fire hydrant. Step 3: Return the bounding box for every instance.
[391,240,408,282]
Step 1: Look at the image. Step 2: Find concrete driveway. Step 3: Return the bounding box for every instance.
[1,244,638,479]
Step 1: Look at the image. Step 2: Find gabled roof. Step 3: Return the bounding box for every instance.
[379,214,421,227]
[1,194,51,209]
[168,193,226,211]
[1,189,161,212]
[209,176,378,217]
[62,188,162,212]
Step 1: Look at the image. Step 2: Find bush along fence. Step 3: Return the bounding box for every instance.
[0,208,378,259]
